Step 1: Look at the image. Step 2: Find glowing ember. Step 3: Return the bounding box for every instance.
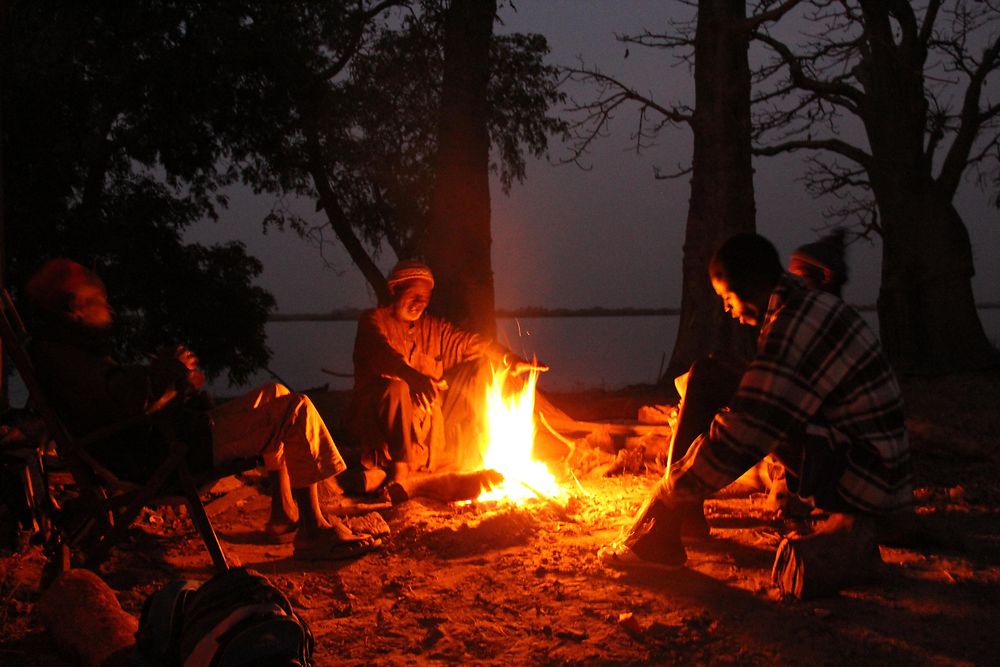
[475,364,564,503]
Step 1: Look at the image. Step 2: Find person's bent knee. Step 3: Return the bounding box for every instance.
[259,382,292,400]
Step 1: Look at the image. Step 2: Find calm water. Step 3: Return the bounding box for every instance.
[10,310,1000,404]
[210,309,1000,395]
[224,315,678,395]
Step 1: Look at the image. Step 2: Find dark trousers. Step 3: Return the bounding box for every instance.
[669,356,744,463]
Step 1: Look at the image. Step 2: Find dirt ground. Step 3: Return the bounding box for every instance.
[2,372,1000,666]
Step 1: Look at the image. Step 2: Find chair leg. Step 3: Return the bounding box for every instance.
[177,463,230,572]
[83,450,186,567]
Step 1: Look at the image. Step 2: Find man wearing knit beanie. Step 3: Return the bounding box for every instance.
[348,260,547,502]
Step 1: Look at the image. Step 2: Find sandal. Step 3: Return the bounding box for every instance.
[293,533,383,561]
[264,520,299,544]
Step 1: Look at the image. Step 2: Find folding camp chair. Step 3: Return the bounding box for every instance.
[0,288,256,573]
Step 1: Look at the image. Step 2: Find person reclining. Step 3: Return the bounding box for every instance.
[346,261,547,501]
[601,234,912,594]
[25,258,376,560]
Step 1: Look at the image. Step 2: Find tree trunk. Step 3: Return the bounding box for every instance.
[0,2,7,407]
[858,0,999,373]
[664,0,757,382]
[423,0,497,336]
[877,191,999,373]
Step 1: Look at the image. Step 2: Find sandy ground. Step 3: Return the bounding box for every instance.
[2,372,1000,666]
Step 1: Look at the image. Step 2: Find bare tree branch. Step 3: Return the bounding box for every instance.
[937,30,1000,198]
[754,31,864,112]
[919,0,944,46]
[753,137,872,168]
[560,64,692,165]
[744,0,805,32]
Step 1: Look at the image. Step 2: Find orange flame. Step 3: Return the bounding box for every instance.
[475,364,563,503]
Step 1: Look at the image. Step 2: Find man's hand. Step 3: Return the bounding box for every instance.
[174,345,206,390]
[407,370,447,412]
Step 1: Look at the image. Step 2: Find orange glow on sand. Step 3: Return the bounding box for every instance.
[475,364,564,503]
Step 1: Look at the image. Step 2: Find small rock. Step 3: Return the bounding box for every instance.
[422,626,445,648]
[208,475,245,495]
[555,628,588,642]
[618,612,644,641]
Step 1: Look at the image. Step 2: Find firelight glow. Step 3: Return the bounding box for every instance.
[476,364,564,503]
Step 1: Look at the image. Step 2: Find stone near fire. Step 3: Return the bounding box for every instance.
[36,569,137,666]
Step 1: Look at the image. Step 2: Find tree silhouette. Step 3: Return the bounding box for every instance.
[753,0,1000,372]
[564,0,800,379]
[1,0,564,382]
[232,0,565,308]
[425,0,497,335]
[1,0,277,383]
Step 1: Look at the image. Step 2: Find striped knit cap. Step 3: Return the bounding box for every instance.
[387,261,434,291]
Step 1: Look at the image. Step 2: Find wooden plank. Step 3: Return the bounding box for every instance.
[205,483,258,518]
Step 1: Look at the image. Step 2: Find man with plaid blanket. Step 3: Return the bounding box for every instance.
[602,233,912,597]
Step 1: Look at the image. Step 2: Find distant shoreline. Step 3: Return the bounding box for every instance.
[269,302,1000,322]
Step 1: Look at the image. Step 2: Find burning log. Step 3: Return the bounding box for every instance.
[397,470,505,503]
[473,366,565,504]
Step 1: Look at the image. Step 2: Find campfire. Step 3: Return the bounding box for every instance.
[474,363,565,503]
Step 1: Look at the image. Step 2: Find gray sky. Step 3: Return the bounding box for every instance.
[186,1,999,314]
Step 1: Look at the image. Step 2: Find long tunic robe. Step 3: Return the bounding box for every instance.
[350,306,508,473]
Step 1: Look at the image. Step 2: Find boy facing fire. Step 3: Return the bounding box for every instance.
[602,234,913,598]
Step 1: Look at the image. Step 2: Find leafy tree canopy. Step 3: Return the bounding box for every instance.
[1,0,564,383]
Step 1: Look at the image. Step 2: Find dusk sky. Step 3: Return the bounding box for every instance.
[186,1,1000,315]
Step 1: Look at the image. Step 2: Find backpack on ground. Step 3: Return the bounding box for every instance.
[136,567,314,667]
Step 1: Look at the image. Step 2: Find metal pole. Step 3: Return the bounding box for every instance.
[0,1,9,409]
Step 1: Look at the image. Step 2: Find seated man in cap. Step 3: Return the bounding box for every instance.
[346,260,547,501]
[602,234,912,598]
[25,259,378,560]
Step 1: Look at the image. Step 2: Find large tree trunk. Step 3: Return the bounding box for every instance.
[664,0,757,382]
[858,1,998,373]
[424,0,497,336]
[0,4,7,407]
[877,190,998,373]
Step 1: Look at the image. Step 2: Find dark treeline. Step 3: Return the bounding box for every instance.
[566,0,1000,378]
[0,0,563,384]
[271,302,1000,323]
